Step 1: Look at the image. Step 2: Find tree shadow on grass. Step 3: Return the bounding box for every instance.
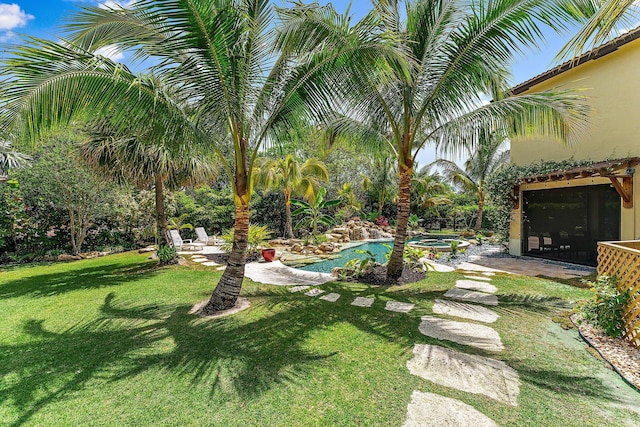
[0,260,159,300]
[3,290,415,426]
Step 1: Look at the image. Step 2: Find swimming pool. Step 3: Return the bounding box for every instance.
[297,241,392,273]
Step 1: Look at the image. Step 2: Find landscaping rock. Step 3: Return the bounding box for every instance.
[432,299,499,323]
[304,289,325,297]
[403,391,498,427]
[418,315,504,351]
[385,301,414,313]
[289,285,311,293]
[455,279,498,294]
[319,293,341,302]
[444,288,499,306]
[351,297,374,307]
[57,254,82,261]
[138,246,156,253]
[407,344,520,406]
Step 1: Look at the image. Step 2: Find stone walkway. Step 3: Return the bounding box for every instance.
[403,273,521,425]
[458,256,594,279]
[187,250,523,424]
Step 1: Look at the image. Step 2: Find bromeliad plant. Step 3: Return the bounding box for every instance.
[292,188,340,236]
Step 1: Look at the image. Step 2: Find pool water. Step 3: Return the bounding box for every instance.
[298,241,392,273]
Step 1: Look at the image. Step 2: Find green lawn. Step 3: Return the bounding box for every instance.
[1,253,638,426]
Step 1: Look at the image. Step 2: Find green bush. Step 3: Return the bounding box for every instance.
[221,224,271,255]
[579,275,630,338]
[156,245,177,265]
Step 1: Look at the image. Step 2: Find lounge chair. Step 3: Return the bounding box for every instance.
[167,229,204,251]
[194,227,225,246]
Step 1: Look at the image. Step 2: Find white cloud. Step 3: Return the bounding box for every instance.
[0,3,33,31]
[94,44,124,62]
[99,0,135,10]
[0,29,15,42]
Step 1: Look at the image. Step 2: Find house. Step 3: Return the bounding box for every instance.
[508,28,640,266]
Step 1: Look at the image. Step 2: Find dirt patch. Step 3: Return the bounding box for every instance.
[190,297,251,319]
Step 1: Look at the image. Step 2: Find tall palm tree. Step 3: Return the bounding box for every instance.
[362,150,397,216]
[252,155,328,239]
[333,0,591,278]
[0,1,401,312]
[431,132,509,230]
[79,118,218,244]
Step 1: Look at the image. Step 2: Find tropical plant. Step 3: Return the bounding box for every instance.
[336,182,362,220]
[579,275,631,338]
[292,187,341,236]
[167,214,193,231]
[0,1,401,313]
[362,149,397,215]
[408,214,420,230]
[79,118,217,244]
[328,0,590,279]
[221,224,271,256]
[431,132,510,230]
[156,245,177,265]
[559,0,638,60]
[252,155,328,239]
[0,140,30,178]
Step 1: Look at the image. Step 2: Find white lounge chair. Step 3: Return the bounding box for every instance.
[194,227,209,245]
[167,229,204,251]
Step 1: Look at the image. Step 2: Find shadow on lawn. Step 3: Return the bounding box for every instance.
[0,260,158,300]
[0,288,423,426]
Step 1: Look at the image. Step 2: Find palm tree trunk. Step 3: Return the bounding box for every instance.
[285,191,294,239]
[155,175,169,244]
[202,203,249,313]
[387,165,412,278]
[474,189,485,231]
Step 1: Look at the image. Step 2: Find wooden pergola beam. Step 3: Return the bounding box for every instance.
[609,176,633,208]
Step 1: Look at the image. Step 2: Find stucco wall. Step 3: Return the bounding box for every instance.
[511,40,640,165]
[509,38,640,255]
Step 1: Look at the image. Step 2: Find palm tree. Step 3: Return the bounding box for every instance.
[0,1,401,312]
[79,117,217,244]
[559,0,638,59]
[431,132,509,230]
[332,0,590,278]
[362,150,397,216]
[0,141,30,180]
[411,169,451,212]
[252,155,328,239]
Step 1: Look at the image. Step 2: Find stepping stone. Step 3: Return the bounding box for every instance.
[305,289,325,297]
[216,266,226,271]
[403,391,498,427]
[385,301,414,313]
[319,293,341,302]
[482,272,495,276]
[202,261,219,267]
[351,297,374,307]
[192,258,208,263]
[418,315,504,352]
[444,288,498,306]
[407,344,520,406]
[432,299,499,323]
[464,275,492,281]
[289,285,311,293]
[455,279,498,294]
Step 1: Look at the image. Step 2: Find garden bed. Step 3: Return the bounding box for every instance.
[572,314,640,391]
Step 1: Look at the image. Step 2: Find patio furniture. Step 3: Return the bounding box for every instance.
[167,229,204,251]
[194,227,209,245]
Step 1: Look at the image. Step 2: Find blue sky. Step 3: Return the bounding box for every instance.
[0,0,578,166]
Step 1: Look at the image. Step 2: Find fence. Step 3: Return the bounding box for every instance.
[597,241,640,347]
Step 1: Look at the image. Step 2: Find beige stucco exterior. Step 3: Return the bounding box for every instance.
[509,36,640,256]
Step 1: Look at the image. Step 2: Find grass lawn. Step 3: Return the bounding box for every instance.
[1,252,639,426]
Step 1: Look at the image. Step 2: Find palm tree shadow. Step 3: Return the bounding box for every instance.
[0,260,159,300]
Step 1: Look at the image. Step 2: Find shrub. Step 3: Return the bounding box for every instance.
[221,224,271,255]
[375,216,389,227]
[579,275,630,338]
[156,245,177,265]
